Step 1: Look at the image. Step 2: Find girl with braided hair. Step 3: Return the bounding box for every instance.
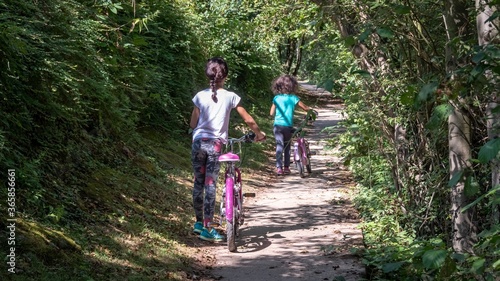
[189,57,266,242]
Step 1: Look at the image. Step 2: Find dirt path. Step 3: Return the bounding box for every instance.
[193,84,365,281]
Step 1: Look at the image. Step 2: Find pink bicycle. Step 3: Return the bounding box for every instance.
[292,128,312,178]
[218,132,257,252]
[292,110,317,178]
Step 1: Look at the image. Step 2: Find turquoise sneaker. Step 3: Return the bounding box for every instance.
[199,228,225,242]
[193,222,203,234]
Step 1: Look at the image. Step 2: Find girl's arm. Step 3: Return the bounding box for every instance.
[190,107,200,129]
[297,101,311,112]
[297,101,318,120]
[269,103,276,117]
[235,105,266,141]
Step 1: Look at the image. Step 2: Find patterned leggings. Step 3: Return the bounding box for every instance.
[191,138,222,226]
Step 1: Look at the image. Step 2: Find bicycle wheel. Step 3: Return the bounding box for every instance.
[296,146,305,178]
[225,176,237,252]
[305,140,312,173]
[306,158,312,173]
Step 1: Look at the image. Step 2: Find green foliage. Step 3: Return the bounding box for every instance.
[362,234,499,281]
[478,138,500,163]
[189,0,281,100]
[0,0,279,279]
[314,0,499,280]
[1,0,498,279]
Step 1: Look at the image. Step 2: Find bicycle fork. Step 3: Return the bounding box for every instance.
[221,166,242,225]
[294,138,307,162]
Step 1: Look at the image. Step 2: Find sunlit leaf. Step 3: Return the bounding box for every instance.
[471,258,485,274]
[422,249,447,269]
[478,138,500,163]
[427,104,453,129]
[492,259,500,269]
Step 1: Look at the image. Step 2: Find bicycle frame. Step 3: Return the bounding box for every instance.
[220,156,241,226]
[294,137,308,163]
[218,133,254,252]
[292,128,312,178]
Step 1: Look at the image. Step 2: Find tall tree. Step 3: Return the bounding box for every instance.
[443,0,477,253]
[476,0,500,224]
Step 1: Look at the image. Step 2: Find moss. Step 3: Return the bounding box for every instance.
[19,219,82,253]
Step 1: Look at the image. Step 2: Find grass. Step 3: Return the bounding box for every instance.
[0,114,274,281]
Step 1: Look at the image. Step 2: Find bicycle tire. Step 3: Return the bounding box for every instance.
[306,160,312,173]
[296,146,305,178]
[305,140,312,173]
[297,162,305,177]
[225,176,237,252]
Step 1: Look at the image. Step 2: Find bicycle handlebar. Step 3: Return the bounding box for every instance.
[227,132,256,144]
[292,109,318,138]
[228,132,267,144]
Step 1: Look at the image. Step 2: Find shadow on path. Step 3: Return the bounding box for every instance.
[207,84,365,281]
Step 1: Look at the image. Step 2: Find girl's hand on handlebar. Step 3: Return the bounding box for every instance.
[255,132,266,142]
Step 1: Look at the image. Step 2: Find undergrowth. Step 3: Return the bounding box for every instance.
[1,127,194,280]
[0,112,272,281]
[346,155,499,281]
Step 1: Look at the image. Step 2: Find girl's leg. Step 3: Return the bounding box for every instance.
[191,140,206,223]
[282,127,293,168]
[202,139,222,227]
[273,126,285,169]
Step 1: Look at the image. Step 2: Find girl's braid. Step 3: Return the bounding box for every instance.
[205,57,228,103]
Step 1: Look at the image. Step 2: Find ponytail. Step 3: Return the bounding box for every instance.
[210,79,218,102]
[205,57,228,103]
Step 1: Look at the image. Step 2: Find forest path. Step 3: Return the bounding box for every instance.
[194,83,365,281]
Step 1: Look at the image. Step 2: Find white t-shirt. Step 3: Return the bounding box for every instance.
[192,88,241,142]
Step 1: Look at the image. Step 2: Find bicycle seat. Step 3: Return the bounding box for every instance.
[219,152,240,162]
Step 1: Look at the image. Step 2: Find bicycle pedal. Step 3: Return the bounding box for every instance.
[207,222,220,228]
[243,192,256,197]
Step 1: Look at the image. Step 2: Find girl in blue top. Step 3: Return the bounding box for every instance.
[269,75,313,175]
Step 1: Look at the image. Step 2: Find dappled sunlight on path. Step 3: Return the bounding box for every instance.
[206,83,365,281]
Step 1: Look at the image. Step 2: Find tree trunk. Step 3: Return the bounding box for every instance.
[476,0,500,224]
[449,106,477,253]
[443,0,477,253]
[284,38,296,74]
[292,34,306,76]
